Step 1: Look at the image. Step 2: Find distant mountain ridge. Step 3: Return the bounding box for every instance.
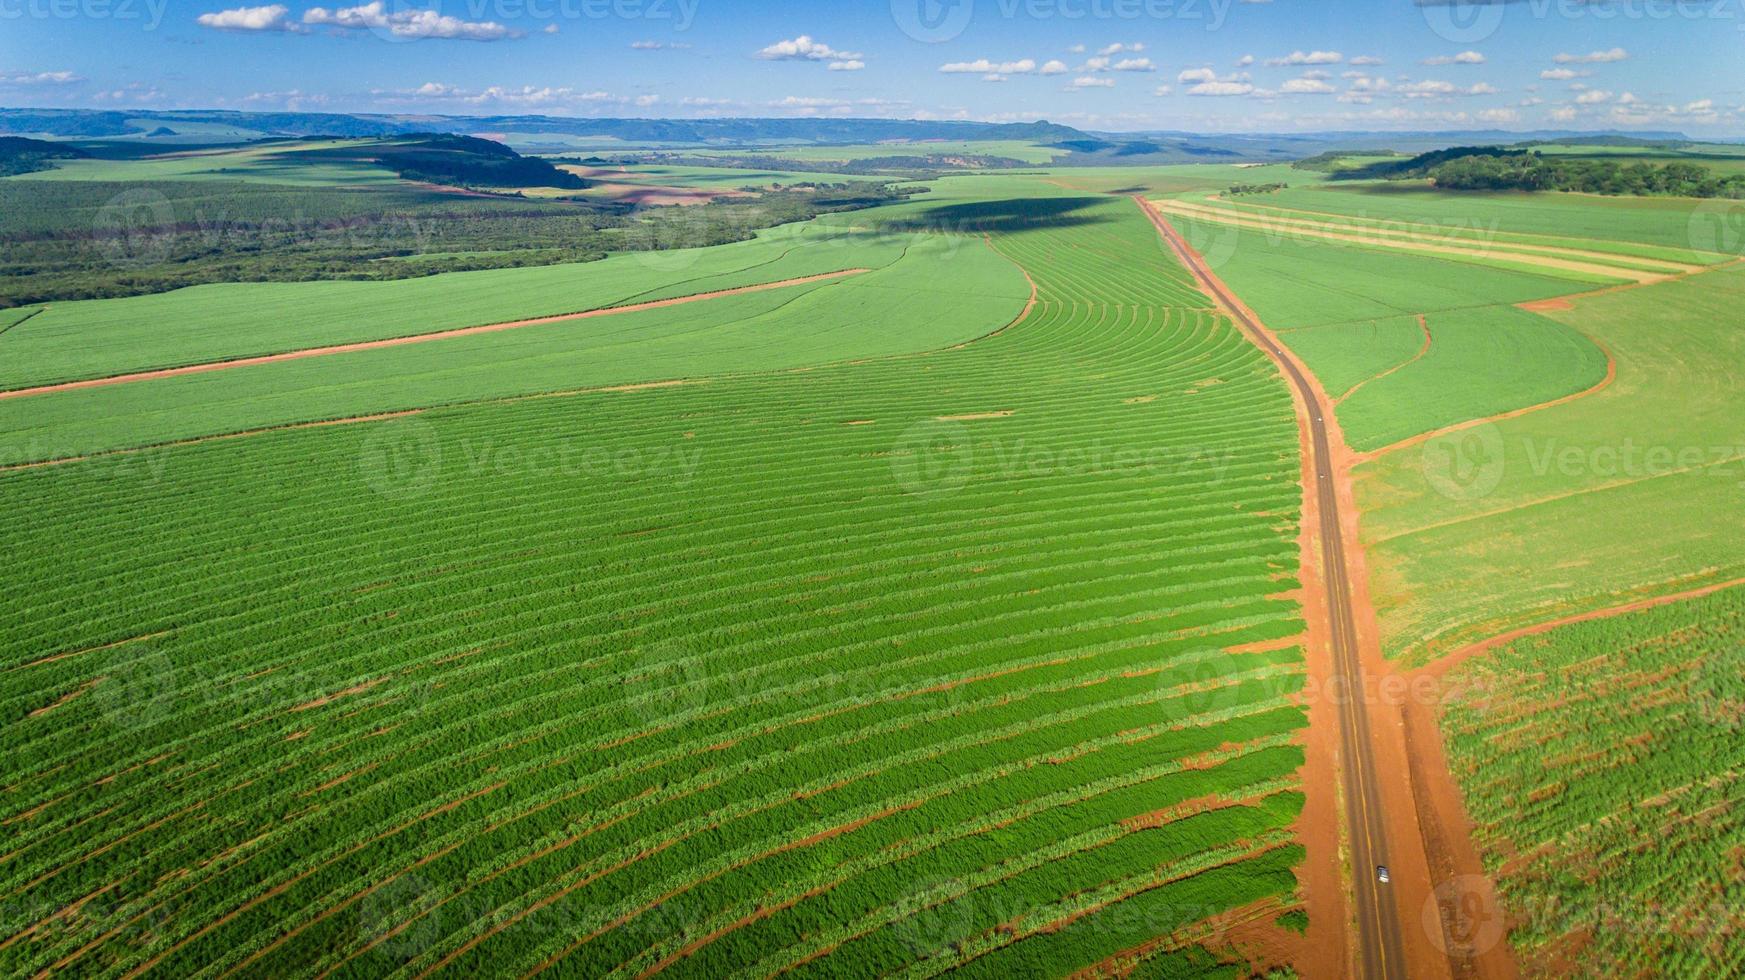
[0,108,1089,146]
[0,108,1720,167]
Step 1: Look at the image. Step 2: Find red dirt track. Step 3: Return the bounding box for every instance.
[1355,339,1617,465]
[1140,196,1518,980]
[1419,575,1745,682]
[0,269,870,402]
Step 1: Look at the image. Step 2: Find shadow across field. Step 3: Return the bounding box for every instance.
[883,196,1110,234]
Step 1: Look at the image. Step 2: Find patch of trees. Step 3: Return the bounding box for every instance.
[300,134,591,190]
[1331,145,1745,198]
[1330,145,1521,181]
[0,177,919,308]
[0,136,88,177]
[1429,153,1745,197]
[1226,182,1286,196]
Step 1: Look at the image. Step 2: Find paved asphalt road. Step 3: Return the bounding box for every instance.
[1140,197,1410,980]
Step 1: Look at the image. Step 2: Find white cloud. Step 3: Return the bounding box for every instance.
[1112,58,1155,72]
[630,40,692,50]
[1070,76,1115,89]
[777,95,847,108]
[1237,54,1255,67]
[378,82,632,108]
[1177,67,1217,84]
[1153,85,1173,96]
[827,60,864,71]
[1423,50,1485,66]
[1188,80,1255,97]
[1398,79,1457,98]
[1387,79,1499,100]
[1040,59,1068,75]
[1067,44,1086,54]
[940,58,1037,74]
[1477,107,1519,124]
[303,2,515,40]
[0,70,83,85]
[1098,42,1145,55]
[757,35,862,63]
[1539,68,1583,80]
[1281,77,1336,94]
[196,5,297,31]
[1606,97,1719,126]
[1081,56,1111,71]
[1549,106,1578,121]
[241,89,330,110]
[1554,47,1627,64]
[1349,55,1383,66]
[1575,89,1613,104]
[92,84,166,103]
[1266,50,1342,67]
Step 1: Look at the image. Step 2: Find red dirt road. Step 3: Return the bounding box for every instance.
[1140,197,1517,980]
[1419,575,1745,682]
[0,269,870,402]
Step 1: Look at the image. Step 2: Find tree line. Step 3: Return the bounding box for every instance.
[1327,145,1745,198]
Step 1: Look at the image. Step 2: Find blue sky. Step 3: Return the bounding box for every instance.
[2,0,1742,133]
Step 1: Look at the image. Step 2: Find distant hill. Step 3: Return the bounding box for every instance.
[0,108,1717,165]
[0,108,1089,147]
[0,135,87,176]
[305,134,590,190]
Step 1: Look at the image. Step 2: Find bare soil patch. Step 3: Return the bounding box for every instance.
[936,411,1014,421]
